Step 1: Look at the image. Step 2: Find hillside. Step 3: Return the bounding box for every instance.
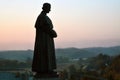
[0,50,33,61]
[83,46,120,56]
[55,48,96,58]
[0,46,120,61]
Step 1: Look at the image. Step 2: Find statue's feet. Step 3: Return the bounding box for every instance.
[34,71,58,78]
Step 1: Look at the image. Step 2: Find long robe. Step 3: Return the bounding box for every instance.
[32,11,57,73]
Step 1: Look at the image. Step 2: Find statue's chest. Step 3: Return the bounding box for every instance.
[45,16,53,28]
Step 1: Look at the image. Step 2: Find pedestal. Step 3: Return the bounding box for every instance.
[32,72,60,80]
[33,77,60,80]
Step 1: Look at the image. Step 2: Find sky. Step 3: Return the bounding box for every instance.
[0,0,120,50]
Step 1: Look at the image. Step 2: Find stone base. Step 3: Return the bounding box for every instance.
[32,72,60,80]
[33,72,58,78]
[33,77,60,80]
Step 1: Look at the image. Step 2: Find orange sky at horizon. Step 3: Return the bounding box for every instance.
[0,0,120,50]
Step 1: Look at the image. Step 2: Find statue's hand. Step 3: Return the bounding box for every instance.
[50,30,57,38]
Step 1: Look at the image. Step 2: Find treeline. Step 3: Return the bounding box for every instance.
[0,56,70,70]
[0,53,120,80]
[0,57,32,70]
[59,54,120,80]
[103,55,120,80]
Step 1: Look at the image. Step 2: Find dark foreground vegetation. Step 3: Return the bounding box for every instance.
[58,54,120,80]
[0,46,120,80]
[0,53,120,80]
[0,58,32,70]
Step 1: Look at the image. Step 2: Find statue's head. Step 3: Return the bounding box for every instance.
[42,3,51,13]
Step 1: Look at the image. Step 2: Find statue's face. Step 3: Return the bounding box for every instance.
[46,6,51,13]
[44,6,51,13]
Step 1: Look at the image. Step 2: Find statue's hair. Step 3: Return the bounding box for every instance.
[42,3,51,10]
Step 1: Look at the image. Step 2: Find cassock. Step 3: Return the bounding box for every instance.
[32,11,57,73]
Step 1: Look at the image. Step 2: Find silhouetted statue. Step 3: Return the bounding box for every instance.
[32,3,57,78]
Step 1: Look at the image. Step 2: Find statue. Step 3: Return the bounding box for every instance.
[32,3,58,78]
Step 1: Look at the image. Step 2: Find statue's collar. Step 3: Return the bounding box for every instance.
[41,11,47,16]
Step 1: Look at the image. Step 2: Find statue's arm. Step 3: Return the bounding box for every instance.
[40,16,57,38]
[35,16,57,38]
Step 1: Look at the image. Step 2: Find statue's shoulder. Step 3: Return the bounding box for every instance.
[36,14,46,23]
[38,14,45,19]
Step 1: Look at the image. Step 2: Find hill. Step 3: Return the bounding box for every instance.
[83,46,120,56]
[55,48,96,58]
[0,46,120,61]
[0,50,33,61]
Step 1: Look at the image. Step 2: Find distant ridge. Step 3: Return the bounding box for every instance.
[0,46,120,61]
[83,46,120,56]
[0,50,33,61]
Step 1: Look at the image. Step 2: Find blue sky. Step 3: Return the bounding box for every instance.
[0,0,120,50]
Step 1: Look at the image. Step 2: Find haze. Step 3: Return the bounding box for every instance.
[0,0,120,50]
